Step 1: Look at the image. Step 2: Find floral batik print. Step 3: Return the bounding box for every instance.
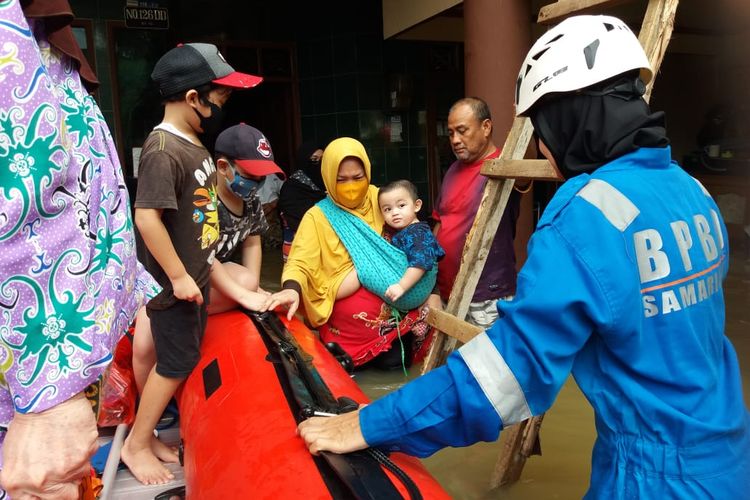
[318,287,435,367]
[0,2,159,439]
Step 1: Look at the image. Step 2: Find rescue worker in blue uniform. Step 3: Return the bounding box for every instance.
[297,15,750,498]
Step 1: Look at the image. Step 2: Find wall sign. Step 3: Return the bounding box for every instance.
[124,6,169,29]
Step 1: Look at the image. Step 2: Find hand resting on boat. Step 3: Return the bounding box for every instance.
[268,289,301,320]
[297,409,368,455]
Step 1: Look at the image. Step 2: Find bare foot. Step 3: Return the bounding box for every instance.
[121,435,175,485]
[151,434,179,463]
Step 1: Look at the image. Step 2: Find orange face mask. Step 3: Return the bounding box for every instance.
[335,178,369,209]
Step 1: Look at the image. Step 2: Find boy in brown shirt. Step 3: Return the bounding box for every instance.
[122,43,264,485]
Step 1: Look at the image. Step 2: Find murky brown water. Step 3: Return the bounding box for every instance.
[352,356,595,499]
[262,249,750,499]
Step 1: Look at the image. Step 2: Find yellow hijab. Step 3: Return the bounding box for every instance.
[281,138,383,327]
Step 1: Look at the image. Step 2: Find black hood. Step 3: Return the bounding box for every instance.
[530,76,669,179]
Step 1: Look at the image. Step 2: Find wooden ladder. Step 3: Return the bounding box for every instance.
[419,0,680,489]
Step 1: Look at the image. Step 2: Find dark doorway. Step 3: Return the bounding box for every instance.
[212,41,300,173]
[106,28,300,176]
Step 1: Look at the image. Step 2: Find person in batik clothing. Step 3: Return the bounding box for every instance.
[0,2,159,498]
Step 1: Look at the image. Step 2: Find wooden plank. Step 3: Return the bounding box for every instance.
[421,117,534,373]
[638,0,679,102]
[537,0,632,24]
[502,117,537,160]
[424,308,483,344]
[490,415,545,488]
[481,158,563,181]
[420,177,515,372]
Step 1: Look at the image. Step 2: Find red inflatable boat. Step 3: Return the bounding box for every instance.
[177,309,449,499]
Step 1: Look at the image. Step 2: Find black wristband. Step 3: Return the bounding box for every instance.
[282,280,302,296]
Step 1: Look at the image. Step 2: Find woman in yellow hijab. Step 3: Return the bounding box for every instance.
[269,138,435,368]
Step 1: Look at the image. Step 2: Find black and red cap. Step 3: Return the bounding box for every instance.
[152,42,263,97]
[215,123,286,179]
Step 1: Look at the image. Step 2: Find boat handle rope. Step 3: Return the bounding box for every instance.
[365,447,423,500]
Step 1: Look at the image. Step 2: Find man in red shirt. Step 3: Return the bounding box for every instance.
[433,97,521,327]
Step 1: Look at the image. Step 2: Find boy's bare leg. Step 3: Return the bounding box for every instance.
[336,269,360,300]
[121,368,183,485]
[131,309,178,462]
[132,307,155,395]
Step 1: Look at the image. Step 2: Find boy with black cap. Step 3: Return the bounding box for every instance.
[123,43,265,485]
[131,124,287,395]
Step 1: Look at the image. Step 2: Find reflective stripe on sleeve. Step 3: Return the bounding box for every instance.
[458,332,532,425]
[576,179,640,231]
[691,176,711,197]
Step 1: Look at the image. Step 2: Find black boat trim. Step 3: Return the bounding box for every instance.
[202,358,222,400]
[246,311,423,500]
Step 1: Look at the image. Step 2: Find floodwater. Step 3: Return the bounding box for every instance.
[261,249,750,499]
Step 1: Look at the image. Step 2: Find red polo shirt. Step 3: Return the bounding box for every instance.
[432,147,520,301]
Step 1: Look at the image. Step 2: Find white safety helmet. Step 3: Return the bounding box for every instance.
[515,15,653,116]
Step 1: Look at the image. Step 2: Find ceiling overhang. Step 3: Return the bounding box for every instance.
[382,0,462,39]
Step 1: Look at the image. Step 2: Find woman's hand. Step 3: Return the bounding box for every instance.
[0,393,98,500]
[267,289,300,320]
[297,410,368,455]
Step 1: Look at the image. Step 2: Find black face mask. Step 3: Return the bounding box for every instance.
[194,101,224,139]
[306,158,325,189]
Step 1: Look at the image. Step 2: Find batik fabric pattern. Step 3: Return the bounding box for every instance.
[0,4,159,434]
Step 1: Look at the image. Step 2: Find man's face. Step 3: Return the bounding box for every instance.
[447,103,491,164]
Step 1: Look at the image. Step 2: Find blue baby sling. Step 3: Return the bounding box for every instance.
[317,197,437,311]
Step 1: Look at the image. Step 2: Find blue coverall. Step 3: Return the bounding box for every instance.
[360,147,750,498]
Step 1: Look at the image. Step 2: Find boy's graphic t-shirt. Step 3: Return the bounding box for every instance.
[135,129,219,309]
[215,193,268,262]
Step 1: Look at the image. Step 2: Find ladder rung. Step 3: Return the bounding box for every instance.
[424,308,483,345]
[481,158,563,181]
[538,0,633,24]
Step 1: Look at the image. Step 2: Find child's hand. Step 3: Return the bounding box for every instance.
[172,273,203,304]
[385,284,404,302]
[267,289,300,320]
[422,293,442,312]
[238,291,271,312]
[257,286,272,296]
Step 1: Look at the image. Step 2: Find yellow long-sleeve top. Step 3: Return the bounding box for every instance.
[281,137,383,326]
